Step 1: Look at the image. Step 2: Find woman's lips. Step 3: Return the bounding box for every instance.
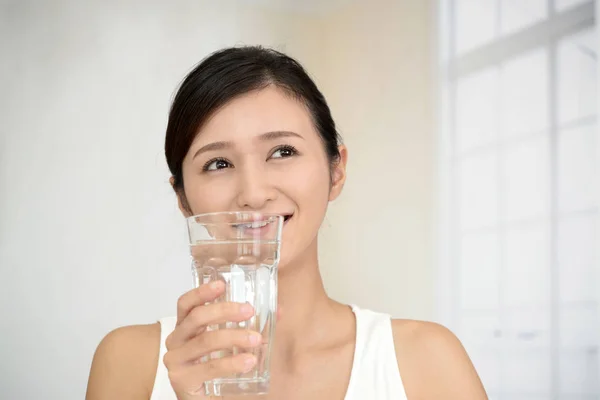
[235,214,292,236]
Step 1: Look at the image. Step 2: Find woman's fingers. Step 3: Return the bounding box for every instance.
[167,353,257,396]
[165,328,262,365]
[167,301,255,350]
[175,281,225,325]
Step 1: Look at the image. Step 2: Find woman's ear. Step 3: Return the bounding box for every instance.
[329,145,348,202]
[170,176,192,217]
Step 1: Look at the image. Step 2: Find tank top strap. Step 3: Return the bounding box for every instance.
[150,316,177,400]
[345,305,408,400]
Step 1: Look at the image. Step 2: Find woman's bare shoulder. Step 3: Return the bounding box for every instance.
[391,319,488,399]
[86,322,161,400]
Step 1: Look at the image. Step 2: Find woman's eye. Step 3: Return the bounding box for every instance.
[204,159,231,171]
[270,146,297,159]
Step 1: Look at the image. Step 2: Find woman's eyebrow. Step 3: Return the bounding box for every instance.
[192,131,303,160]
[258,130,303,141]
[192,141,232,160]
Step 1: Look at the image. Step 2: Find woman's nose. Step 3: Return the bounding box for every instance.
[235,164,278,210]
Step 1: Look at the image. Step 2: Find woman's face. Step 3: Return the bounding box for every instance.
[179,86,346,267]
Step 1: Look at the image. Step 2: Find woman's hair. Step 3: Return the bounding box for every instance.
[164,45,342,193]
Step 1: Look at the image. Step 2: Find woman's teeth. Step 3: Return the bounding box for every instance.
[239,220,269,229]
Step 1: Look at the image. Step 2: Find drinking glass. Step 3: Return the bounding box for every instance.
[187,211,283,396]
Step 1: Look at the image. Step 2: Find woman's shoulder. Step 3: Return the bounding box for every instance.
[95,322,161,358]
[391,318,454,343]
[390,319,488,399]
[86,322,161,399]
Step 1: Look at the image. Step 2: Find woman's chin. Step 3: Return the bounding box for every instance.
[277,253,296,272]
[277,258,290,270]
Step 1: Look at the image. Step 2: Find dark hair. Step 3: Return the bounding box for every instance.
[164,45,342,194]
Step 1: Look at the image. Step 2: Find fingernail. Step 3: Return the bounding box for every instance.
[241,355,256,372]
[248,332,261,346]
[209,281,223,290]
[240,303,253,315]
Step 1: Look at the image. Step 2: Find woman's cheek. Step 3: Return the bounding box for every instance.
[295,161,330,200]
[185,177,235,213]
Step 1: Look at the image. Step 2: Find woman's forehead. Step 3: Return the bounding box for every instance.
[190,87,317,147]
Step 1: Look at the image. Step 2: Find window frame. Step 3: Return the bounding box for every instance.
[435,0,599,396]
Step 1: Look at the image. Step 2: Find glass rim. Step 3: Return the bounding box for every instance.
[186,211,285,226]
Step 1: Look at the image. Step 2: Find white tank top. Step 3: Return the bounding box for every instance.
[150,305,407,399]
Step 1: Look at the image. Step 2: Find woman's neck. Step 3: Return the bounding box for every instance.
[274,239,351,358]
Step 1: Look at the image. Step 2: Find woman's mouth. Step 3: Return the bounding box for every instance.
[233,214,292,235]
[237,220,270,229]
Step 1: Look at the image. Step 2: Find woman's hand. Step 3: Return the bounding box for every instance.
[163,281,262,398]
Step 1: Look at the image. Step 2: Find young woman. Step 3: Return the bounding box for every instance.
[86,46,487,399]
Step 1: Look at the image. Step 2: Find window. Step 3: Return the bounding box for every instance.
[438,1,599,398]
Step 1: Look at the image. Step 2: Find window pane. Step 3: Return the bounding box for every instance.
[459,232,501,310]
[504,223,550,308]
[459,315,502,393]
[558,124,598,213]
[502,136,551,222]
[501,0,547,36]
[560,306,599,348]
[558,215,598,304]
[503,348,551,394]
[456,68,500,154]
[556,0,592,12]
[458,152,499,230]
[460,314,503,348]
[505,308,551,348]
[455,0,497,55]
[558,27,597,125]
[468,349,501,393]
[501,48,549,137]
[560,349,600,396]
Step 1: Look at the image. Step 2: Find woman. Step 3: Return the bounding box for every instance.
[86,46,487,399]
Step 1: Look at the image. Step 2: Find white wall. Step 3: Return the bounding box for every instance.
[0,0,435,398]
[317,0,436,320]
[0,1,322,398]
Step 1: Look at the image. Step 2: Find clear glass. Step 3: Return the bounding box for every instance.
[558,27,597,125]
[558,215,597,304]
[459,232,501,310]
[502,348,551,394]
[455,67,500,154]
[457,151,499,231]
[555,0,590,12]
[501,136,550,222]
[504,223,550,308]
[558,124,597,213]
[500,0,547,36]
[500,48,549,138]
[455,0,497,55]
[186,211,284,396]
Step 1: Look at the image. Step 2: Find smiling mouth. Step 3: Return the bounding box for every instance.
[233,214,292,230]
[236,220,270,229]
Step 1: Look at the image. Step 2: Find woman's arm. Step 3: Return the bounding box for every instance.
[85,323,160,400]
[392,319,488,399]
